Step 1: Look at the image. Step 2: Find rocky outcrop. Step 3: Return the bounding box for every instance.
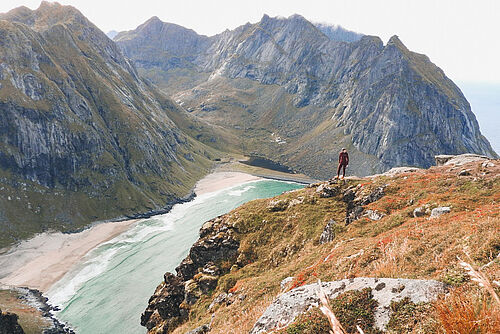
[0,309,24,334]
[116,14,497,179]
[435,153,491,166]
[319,219,336,244]
[0,2,213,246]
[343,184,386,225]
[12,287,74,334]
[141,216,240,332]
[430,206,451,218]
[250,278,447,334]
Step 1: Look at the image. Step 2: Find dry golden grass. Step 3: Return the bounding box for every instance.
[434,287,500,334]
[170,160,500,333]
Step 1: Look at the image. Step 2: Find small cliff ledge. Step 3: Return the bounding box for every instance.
[141,216,241,332]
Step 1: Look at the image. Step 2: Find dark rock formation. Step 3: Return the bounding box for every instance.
[0,309,24,334]
[14,288,74,334]
[140,273,186,332]
[141,216,240,332]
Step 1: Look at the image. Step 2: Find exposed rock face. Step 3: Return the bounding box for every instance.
[0,309,24,334]
[116,14,497,179]
[0,2,213,245]
[141,216,240,332]
[250,278,447,334]
[343,184,386,225]
[319,219,336,244]
[140,273,187,332]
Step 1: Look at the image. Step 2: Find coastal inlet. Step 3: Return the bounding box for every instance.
[45,178,303,333]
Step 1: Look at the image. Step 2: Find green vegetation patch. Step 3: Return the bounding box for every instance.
[279,308,330,334]
[330,288,381,334]
[386,297,437,334]
[280,288,381,334]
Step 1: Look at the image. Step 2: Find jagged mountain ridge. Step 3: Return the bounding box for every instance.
[115,14,497,178]
[314,22,363,42]
[0,2,217,246]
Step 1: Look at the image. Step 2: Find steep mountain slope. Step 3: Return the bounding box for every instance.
[141,156,499,333]
[0,2,219,247]
[115,15,497,178]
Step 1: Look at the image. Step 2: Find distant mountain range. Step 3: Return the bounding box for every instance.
[0,3,496,245]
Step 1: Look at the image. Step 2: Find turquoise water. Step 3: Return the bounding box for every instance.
[47,179,303,334]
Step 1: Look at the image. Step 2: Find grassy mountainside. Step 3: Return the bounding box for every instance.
[0,2,223,247]
[143,157,499,333]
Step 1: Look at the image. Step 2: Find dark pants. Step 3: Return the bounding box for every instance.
[337,163,347,177]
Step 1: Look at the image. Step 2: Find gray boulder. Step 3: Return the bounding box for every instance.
[435,154,490,166]
[430,207,451,218]
[250,278,446,334]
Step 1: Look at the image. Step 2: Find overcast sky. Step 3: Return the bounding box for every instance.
[1,0,499,83]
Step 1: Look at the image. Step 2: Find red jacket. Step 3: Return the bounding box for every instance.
[339,151,349,165]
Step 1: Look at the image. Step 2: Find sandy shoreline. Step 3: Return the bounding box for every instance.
[0,171,265,293]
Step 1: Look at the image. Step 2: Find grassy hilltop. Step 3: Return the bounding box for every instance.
[142,157,499,334]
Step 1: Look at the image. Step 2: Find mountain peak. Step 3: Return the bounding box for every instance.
[38,1,62,10]
[1,1,89,31]
[288,13,307,21]
[387,35,407,50]
[144,16,162,25]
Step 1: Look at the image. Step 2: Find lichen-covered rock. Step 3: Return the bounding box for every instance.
[250,278,446,334]
[319,220,336,244]
[316,184,339,198]
[267,199,289,212]
[436,154,490,166]
[280,277,295,291]
[413,206,429,218]
[364,210,385,221]
[430,206,451,218]
[287,197,304,208]
[185,324,209,334]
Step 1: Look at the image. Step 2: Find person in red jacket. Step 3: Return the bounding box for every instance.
[337,148,349,179]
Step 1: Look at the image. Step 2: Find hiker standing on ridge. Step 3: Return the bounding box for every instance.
[337,148,349,179]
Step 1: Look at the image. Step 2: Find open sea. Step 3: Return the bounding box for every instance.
[459,82,500,154]
[46,179,303,334]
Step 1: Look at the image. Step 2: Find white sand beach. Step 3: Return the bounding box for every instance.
[0,171,263,292]
[194,171,262,195]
